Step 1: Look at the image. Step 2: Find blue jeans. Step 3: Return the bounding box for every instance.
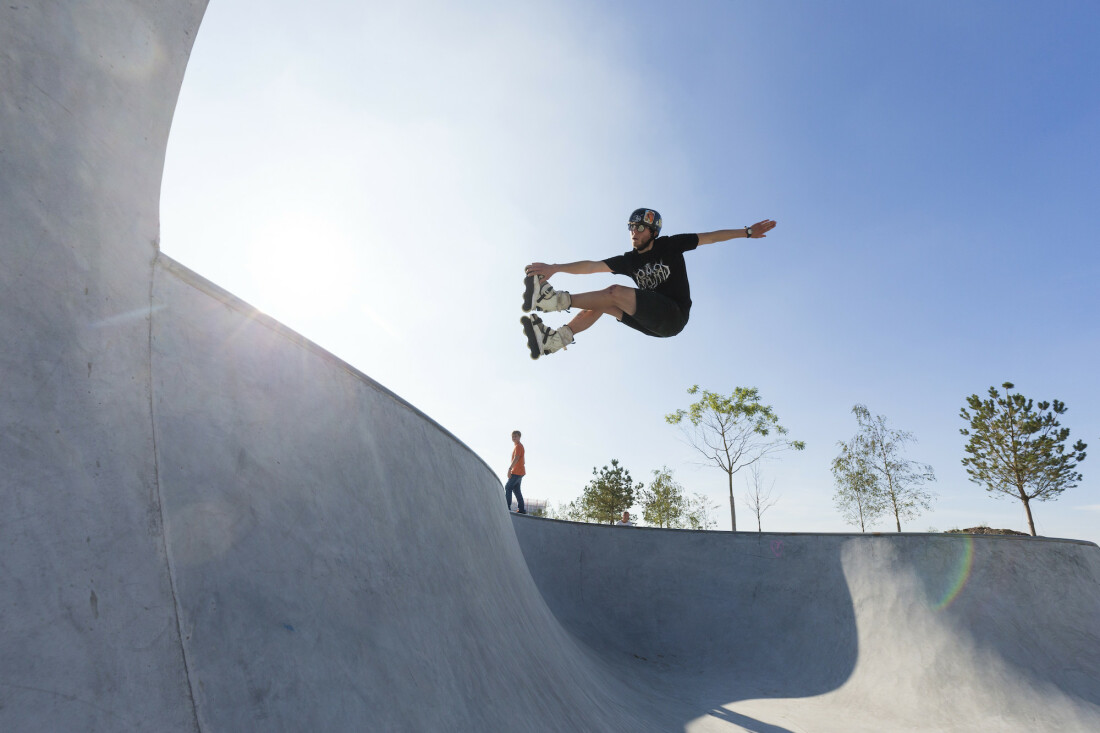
[505,474,525,513]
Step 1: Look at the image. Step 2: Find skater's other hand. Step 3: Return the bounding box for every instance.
[525,262,556,280]
[747,219,777,238]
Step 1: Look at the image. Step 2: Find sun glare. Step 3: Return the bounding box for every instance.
[246,215,359,324]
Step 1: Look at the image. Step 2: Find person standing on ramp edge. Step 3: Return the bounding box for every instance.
[505,430,526,514]
[521,208,775,359]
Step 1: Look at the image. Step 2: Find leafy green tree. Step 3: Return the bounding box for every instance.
[960,382,1087,536]
[685,493,720,530]
[639,467,686,528]
[831,441,887,532]
[840,404,936,532]
[580,459,642,524]
[666,385,804,531]
[547,499,589,523]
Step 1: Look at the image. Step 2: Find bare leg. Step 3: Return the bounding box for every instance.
[566,309,603,335]
[568,285,637,320]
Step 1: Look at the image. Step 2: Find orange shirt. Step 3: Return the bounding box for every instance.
[510,442,525,476]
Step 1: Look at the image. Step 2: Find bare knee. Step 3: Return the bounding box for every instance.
[606,284,635,309]
[606,284,631,300]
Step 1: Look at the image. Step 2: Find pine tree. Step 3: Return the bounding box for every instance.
[580,459,642,525]
[960,382,1087,536]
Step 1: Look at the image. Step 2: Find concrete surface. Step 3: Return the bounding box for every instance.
[2,2,1099,731]
[513,518,1100,731]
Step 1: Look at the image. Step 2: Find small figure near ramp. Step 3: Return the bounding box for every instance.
[505,430,526,514]
[521,208,775,359]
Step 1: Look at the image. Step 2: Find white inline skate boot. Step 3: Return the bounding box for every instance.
[520,314,574,359]
[522,274,572,313]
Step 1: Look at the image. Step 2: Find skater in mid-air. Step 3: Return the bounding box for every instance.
[521,208,776,359]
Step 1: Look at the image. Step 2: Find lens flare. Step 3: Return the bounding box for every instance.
[935,534,975,610]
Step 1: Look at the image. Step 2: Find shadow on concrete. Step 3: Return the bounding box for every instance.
[511,516,860,729]
[512,515,1100,731]
[704,708,797,733]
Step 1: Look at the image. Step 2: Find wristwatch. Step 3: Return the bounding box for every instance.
[745,226,753,238]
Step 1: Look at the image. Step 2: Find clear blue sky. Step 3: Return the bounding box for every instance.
[162,0,1100,542]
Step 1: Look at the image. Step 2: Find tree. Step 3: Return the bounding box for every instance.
[839,404,936,532]
[580,459,642,525]
[831,440,887,532]
[639,467,686,528]
[960,382,1087,536]
[665,385,804,531]
[546,499,588,523]
[684,493,720,530]
[743,463,779,533]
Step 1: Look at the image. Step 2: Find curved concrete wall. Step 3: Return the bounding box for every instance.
[1,3,207,730]
[147,260,668,731]
[0,4,674,730]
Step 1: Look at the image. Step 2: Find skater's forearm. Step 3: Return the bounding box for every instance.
[698,220,777,246]
[697,229,750,245]
[558,260,611,275]
[526,260,611,279]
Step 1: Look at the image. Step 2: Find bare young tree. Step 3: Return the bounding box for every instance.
[743,463,779,533]
[666,385,804,531]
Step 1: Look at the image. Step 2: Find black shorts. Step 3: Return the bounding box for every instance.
[620,289,689,338]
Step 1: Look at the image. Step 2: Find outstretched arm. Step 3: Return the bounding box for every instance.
[697,219,776,246]
[525,260,611,280]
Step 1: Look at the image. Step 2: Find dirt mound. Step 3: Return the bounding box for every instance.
[946,526,1029,536]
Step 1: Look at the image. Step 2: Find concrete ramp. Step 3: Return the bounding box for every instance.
[3,3,1099,731]
[514,518,1100,731]
[147,260,666,731]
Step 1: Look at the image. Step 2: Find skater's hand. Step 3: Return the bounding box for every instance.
[525,262,557,280]
[747,220,777,238]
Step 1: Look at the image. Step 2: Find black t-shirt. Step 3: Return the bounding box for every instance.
[603,233,700,312]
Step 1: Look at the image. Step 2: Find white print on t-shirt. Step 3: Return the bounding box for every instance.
[633,261,671,290]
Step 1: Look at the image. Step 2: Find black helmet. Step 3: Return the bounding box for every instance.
[628,208,662,238]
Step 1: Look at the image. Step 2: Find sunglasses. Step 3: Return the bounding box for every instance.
[627,222,649,233]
